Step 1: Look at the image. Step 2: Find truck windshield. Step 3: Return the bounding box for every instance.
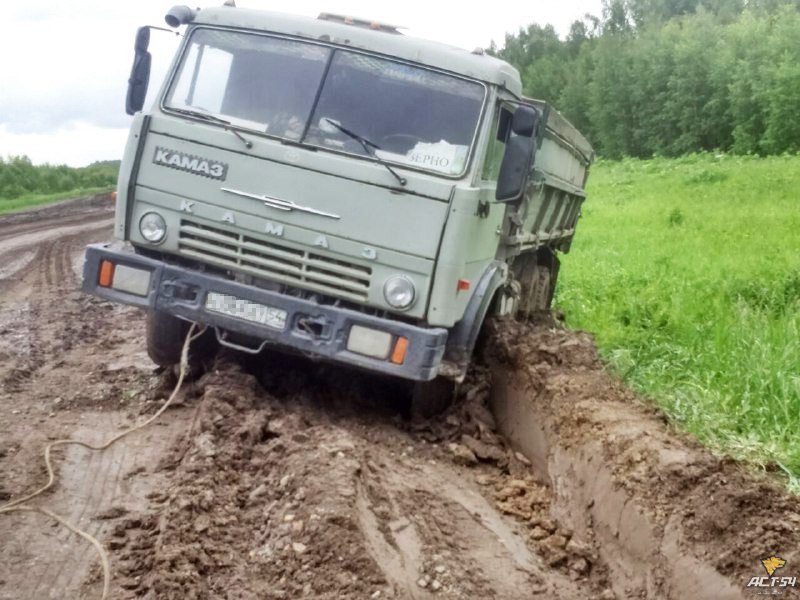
[164,28,486,177]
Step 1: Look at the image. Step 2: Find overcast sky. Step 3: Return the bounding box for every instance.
[0,0,602,167]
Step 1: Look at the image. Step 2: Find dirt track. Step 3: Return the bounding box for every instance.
[1,198,798,600]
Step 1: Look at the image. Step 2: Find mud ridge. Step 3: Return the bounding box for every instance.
[487,318,800,599]
[0,192,112,231]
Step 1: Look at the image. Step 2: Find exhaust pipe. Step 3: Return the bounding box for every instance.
[165,5,196,28]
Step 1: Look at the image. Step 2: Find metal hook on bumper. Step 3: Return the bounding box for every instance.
[214,327,270,354]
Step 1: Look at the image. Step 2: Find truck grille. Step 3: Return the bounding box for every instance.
[178,220,371,301]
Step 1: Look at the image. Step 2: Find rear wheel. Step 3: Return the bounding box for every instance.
[514,249,560,319]
[411,376,456,420]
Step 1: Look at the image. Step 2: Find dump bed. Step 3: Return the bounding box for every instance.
[529,98,594,191]
[510,98,595,254]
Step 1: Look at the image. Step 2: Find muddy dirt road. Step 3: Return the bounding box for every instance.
[1,198,798,600]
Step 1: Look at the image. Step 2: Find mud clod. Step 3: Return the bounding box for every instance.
[447,442,478,465]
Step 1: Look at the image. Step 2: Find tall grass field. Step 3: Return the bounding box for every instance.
[557,154,800,491]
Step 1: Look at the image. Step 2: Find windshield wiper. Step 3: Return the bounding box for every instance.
[170,107,253,149]
[323,119,407,187]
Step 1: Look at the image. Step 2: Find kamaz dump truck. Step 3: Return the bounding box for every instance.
[82,4,593,406]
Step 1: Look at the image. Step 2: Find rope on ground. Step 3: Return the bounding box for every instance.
[0,321,206,600]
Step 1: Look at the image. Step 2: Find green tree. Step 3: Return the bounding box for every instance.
[496,1,800,158]
[587,36,636,157]
[662,12,732,153]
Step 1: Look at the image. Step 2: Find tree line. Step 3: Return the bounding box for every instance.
[0,156,119,200]
[494,0,800,158]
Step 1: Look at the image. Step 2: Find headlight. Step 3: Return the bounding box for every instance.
[383,276,415,309]
[139,212,167,243]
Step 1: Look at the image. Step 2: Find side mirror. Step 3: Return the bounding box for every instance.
[495,106,540,202]
[126,27,152,116]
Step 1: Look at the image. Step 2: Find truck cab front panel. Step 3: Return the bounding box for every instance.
[90,5,592,384]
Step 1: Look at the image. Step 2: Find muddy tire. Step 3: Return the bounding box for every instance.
[146,310,218,372]
[514,249,560,319]
[411,376,456,420]
[146,309,190,367]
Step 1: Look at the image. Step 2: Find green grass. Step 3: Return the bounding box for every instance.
[556,153,800,491]
[0,187,113,215]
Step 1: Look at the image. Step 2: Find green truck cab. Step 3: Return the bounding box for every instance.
[82,4,593,387]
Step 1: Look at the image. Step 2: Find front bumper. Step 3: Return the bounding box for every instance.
[82,244,447,381]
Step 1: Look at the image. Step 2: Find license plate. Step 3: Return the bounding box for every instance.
[205,291,287,330]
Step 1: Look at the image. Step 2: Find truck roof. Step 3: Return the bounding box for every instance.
[191,6,523,95]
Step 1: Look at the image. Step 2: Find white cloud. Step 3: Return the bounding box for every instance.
[1,0,602,165]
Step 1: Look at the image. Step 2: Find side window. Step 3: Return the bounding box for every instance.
[170,42,233,113]
[481,104,513,181]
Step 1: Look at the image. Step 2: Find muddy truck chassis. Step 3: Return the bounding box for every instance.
[82,4,593,395]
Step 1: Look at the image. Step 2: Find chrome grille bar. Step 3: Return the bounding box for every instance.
[178,220,371,301]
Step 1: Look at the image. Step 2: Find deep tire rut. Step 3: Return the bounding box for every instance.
[0,200,172,600]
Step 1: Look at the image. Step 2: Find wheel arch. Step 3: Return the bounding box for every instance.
[442,260,507,380]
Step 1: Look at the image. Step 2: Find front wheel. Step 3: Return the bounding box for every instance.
[146,309,188,367]
[145,310,217,370]
[411,376,456,420]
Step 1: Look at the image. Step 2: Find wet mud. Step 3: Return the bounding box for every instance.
[1,198,798,600]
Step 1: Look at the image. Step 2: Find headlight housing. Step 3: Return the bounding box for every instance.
[383,275,415,310]
[139,212,167,243]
